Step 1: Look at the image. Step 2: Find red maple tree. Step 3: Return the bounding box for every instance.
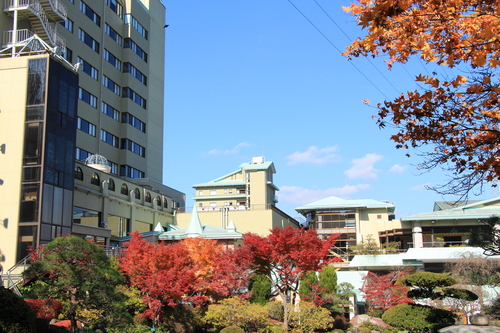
[243,226,338,328]
[361,271,412,311]
[25,299,63,321]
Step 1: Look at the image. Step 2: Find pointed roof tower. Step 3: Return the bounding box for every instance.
[185,208,204,237]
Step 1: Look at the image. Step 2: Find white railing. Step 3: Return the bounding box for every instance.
[45,0,67,19]
[3,28,33,46]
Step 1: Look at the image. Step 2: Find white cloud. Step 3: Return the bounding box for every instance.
[205,142,252,155]
[344,153,382,180]
[279,184,371,205]
[389,164,407,174]
[411,183,431,191]
[286,146,338,165]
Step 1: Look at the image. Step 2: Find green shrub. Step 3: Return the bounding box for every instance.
[266,301,284,322]
[366,308,384,318]
[289,302,334,332]
[220,326,245,333]
[382,303,455,333]
[357,327,371,333]
[0,287,36,333]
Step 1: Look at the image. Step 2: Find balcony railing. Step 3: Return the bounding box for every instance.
[178,204,275,213]
[2,28,33,46]
[407,240,468,248]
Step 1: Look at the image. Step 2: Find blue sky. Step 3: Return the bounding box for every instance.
[162,0,491,221]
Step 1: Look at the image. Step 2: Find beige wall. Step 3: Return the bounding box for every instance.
[0,56,32,270]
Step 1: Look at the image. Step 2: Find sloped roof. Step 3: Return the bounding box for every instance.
[159,209,242,241]
[402,197,500,222]
[295,196,395,214]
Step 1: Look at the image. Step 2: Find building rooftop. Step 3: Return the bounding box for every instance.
[295,196,395,214]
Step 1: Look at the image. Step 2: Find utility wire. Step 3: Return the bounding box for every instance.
[286,0,389,99]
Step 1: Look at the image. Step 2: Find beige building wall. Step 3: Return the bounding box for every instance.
[0,56,32,270]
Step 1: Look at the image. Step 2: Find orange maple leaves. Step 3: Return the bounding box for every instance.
[345,0,500,197]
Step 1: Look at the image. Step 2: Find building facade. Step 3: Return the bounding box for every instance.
[175,157,300,236]
[0,0,185,271]
[295,196,396,261]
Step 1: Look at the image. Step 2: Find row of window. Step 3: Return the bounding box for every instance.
[80,1,100,26]
[124,62,147,85]
[105,23,122,45]
[124,38,147,62]
[121,139,145,157]
[75,167,167,208]
[103,75,121,95]
[76,148,142,179]
[122,112,146,132]
[122,87,146,109]
[124,14,148,39]
[79,85,146,110]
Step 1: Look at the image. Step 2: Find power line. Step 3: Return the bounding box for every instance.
[286,0,390,99]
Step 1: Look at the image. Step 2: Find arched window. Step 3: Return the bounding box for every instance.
[74,166,83,180]
[155,196,161,206]
[134,188,140,200]
[108,179,115,191]
[121,183,128,195]
[145,192,151,203]
[163,198,168,208]
[91,173,100,185]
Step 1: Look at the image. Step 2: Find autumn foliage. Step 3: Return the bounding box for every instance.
[344,0,500,197]
[119,232,252,322]
[25,299,63,321]
[243,226,338,328]
[361,271,412,311]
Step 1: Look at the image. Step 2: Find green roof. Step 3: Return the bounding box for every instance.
[295,196,395,214]
[402,197,500,222]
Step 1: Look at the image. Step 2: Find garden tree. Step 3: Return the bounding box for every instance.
[119,232,198,324]
[469,215,500,256]
[349,234,380,254]
[382,303,456,332]
[344,0,500,198]
[25,299,62,321]
[248,273,272,305]
[445,252,500,286]
[397,271,478,302]
[120,232,252,325]
[319,264,338,295]
[243,226,338,329]
[323,282,356,314]
[361,271,412,312]
[298,271,320,304]
[22,236,126,333]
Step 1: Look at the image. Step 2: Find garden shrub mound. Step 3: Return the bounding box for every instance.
[0,287,36,333]
[382,303,455,332]
[220,326,245,333]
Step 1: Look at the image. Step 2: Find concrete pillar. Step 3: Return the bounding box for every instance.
[412,221,423,248]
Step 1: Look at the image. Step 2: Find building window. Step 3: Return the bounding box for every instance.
[108,178,115,191]
[101,102,119,121]
[120,165,144,179]
[124,14,148,39]
[121,113,145,132]
[75,147,91,161]
[377,215,382,219]
[155,196,161,207]
[106,0,123,18]
[121,183,128,195]
[163,198,168,208]
[77,57,98,80]
[80,1,100,26]
[123,62,147,86]
[74,166,83,180]
[134,188,140,199]
[59,19,73,32]
[102,75,121,95]
[210,190,216,195]
[124,38,147,62]
[78,29,99,53]
[78,88,97,108]
[121,139,145,157]
[210,202,217,207]
[104,49,121,70]
[122,87,146,109]
[91,173,100,185]
[77,117,96,136]
[108,161,118,175]
[61,48,73,62]
[104,23,122,45]
[100,129,119,147]
[145,192,151,203]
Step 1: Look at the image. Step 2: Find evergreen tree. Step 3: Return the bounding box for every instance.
[248,273,272,305]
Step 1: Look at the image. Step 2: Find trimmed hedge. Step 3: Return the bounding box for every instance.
[382,303,455,333]
[0,287,36,333]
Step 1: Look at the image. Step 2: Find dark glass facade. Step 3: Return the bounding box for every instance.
[17,57,78,261]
